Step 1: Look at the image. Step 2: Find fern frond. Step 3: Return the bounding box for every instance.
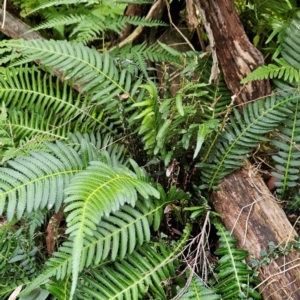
[0,67,112,135]
[282,11,300,69]
[24,0,99,16]
[28,14,85,33]
[67,132,126,166]
[178,274,220,300]
[271,99,300,197]
[129,57,231,164]
[0,140,112,221]
[241,58,300,84]
[63,161,159,297]
[21,186,188,298]
[74,225,191,300]
[214,223,261,300]
[0,40,138,105]
[198,94,298,189]
[72,15,167,43]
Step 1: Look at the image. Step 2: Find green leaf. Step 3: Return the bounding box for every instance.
[193,124,207,159]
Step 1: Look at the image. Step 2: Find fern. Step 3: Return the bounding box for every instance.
[0,67,112,136]
[0,39,140,104]
[23,0,166,43]
[214,223,261,300]
[0,40,147,140]
[0,226,43,299]
[270,91,300,197]
[198,93,298,190]
[0,136,119,221]
[23,0,100,16]
[61,226,190,300]
[281,11,300,70]
[67,131,126,166]
[178,274,221,300]
[128,54,231,165]
[21,186,188,298]
[241,58,300,84]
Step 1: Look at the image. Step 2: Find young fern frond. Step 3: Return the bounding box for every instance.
[214,223,261,300]
[198,94,298,190]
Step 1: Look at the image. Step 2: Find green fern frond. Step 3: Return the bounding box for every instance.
[241,58,300,84]
[74,225,191,300]
[111,42,182,79]
[178,274,220,300]
[282,11,300,69]
[70,14,166,43]
[198,94,298,190]
[28,14,85,33]
[0,140,110,221]
[25,210,46,237]
[24,0,99,16]
[129,60,231,164]
[67,132,126,166]
[63,161,159,297]
[43,279,71,300]
[0,40,138,105]
[0,67,111,134]
[214,223,261,300]
[125,16,167,27]
[78,245,173,299]
[21,186,188,298]
[271,99,300,197]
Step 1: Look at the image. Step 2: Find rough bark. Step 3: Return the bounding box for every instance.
[212,167,300,299]
[0,9,42,40]
[196,0,270,105]
[197,0,300,299]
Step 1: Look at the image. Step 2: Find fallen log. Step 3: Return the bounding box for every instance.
[194,0,300,298]
[212,167,300,299]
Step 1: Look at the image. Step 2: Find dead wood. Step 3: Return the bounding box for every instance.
[212,167,300,299]
[196,1,300,299]
[0,9,42,40]
[195,0,270,105]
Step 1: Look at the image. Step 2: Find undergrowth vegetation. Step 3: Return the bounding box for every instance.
[0,0,299,299]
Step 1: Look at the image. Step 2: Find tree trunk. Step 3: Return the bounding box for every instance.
[196,0,270,105]
[196,0,300,299]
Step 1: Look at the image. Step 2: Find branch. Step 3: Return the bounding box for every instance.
[0,9,43,40]
[109,0,166,51]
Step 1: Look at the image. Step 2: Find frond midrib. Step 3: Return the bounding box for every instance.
[10,42,137,104]
[109,224,191,300]
[208,96,296,189]
[20,199,170,296]
[1,87,103,127]
[0,169,81,198]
